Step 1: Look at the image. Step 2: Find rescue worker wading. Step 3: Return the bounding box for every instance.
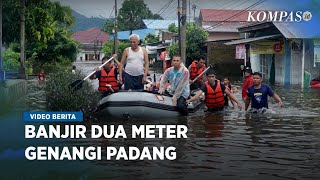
[187,69,242,112]
[90,55,120,97]
[188,56,206,90]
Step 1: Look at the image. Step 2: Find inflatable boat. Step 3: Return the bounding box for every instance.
[95,91,204,119]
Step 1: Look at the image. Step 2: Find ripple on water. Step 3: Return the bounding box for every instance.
[3,80,320,179]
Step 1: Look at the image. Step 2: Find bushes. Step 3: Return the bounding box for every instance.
[2,49,20,71]
[45,70,100,119]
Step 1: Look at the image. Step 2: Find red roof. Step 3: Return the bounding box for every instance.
[200,9,252,22]
[71,28,109,44]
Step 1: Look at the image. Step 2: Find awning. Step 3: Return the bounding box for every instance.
[224,34,282,45]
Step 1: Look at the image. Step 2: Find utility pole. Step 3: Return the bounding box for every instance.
[188,0,190,23]
[114,0,118,55]
[0,0,4,80]
[192,4,196,22]
[181,0,187,64]
[20,0,26,79]
[177,0,181,55]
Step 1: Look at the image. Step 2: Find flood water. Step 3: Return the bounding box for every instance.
[0,78,320,179]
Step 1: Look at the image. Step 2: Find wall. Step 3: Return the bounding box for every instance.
[0,80,27,114]
[207,41,242,79]
[207,32,240,42]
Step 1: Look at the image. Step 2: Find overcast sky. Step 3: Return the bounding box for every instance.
[55,0,270,19]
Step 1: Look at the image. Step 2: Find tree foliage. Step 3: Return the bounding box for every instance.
[45,71,100,119]
[167,23,208,64]
[1,49,20,71]
[103,19,115,34]
[101,41,128,60]
[144,34,159,44]
[118,0,163,31]
[186,23,208,64]
[2,0,78,67]
[27,29,79,67]
[168,23,178,33]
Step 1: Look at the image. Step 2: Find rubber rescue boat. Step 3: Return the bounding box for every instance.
[95,91,204,119]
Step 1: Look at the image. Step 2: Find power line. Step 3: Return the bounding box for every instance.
[144,0,174,28]
[197,0,252,22]
[203,0,266,31]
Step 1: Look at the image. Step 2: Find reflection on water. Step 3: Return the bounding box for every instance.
[0,79,320,179]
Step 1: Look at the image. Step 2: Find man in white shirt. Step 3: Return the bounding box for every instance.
[119,34,149,90]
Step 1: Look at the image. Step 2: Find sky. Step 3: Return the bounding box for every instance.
[55,0,320,37]
[55,0,268,19]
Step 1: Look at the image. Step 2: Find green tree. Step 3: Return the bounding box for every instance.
[101,41,128,60]
[3,0,78,66]
[167,23,208,64]
[186,23,208,64]
[168,23,178,33]
[118,0,163,32]
[102,19,115,34]
[144,34,159,44]
[28,29,79,67]
[1,49,20,71]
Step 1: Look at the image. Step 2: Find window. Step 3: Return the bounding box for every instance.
[260,54,268,81]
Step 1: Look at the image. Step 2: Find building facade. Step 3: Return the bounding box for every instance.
[71,28,109,61]
[226,22,320,87]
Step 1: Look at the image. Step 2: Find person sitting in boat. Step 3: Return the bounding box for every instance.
[186,69,242,112]
[245,72,284,112]
[188,56,207,90]
[144,77,153,92]
[119,34,149,90]
[158,54,190,115]
[90,54,120,97]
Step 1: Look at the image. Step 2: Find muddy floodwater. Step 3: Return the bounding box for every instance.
[0,78,319,179]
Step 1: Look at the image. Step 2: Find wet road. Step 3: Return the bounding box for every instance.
[0,79,319,179]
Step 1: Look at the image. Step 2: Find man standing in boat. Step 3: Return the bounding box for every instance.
[119,34,149,90]
[90,54,120,97]
[188,56,207,90]
[158,54,190,115]
[245,72,284,112]
[186,69,242,112]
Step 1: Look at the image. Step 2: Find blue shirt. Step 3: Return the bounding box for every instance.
[247,84,274,109]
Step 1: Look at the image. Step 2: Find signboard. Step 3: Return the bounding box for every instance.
[235,44,246,59]
[251,41,285,54]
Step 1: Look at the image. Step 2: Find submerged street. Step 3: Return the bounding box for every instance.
[0,78,319,179]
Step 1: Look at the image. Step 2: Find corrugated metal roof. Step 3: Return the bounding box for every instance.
[109,29,158,40]
[224,34,282,45]
[143,19,178,30]
[273,22,313,39]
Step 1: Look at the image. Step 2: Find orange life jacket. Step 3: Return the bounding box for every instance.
[205,81,225,108]
[190,61,205,80]
[98,67,119,92]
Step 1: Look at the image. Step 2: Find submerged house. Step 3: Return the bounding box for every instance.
[225,22,320,87]
[71,28,109,61]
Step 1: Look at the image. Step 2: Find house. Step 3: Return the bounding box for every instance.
[71,28,109,61]
[225,22,320,87]
[199,9,254,78]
